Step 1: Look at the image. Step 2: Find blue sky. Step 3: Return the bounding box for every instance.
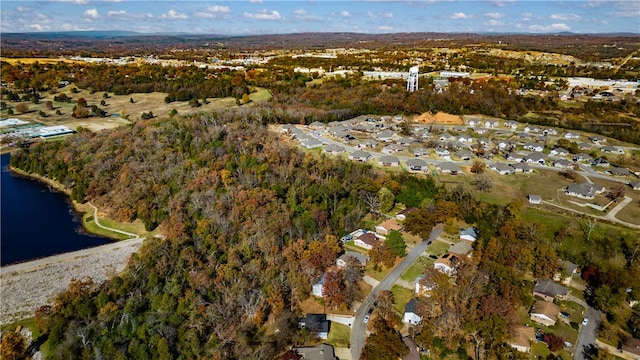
[1,1,638,35]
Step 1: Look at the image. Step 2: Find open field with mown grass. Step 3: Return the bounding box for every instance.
[0,84,272,133]
[1,57,87,65]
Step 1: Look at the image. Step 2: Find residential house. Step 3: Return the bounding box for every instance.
[589,135,606,144]
[376,129,396,142]
[607,167,631,176]
[358,139,378,149]
[509,326,536,353]
[458,134,473,144]
[517,132,531,140]
[533,279,569,302]
[396,137,416,146]
[490,163,515,175]
[298,314,331,340]
[555,260,579,285]
[354,232,378,250]
[406,159,428,172]
[449,241,472,257]
[578,142,594,151]
[302,138,324,149]
[291,344,337,360]
[323,144,345,155]
[282,124,296,134]
[564,132,580,139]
[507,152,523,162]
[503,120,519,130]
[379,155,400,167]
[412,147,429,157]
[467,118,480,127]
[376,219,403,236]
[415,273,436,296]
[524,153,546,165]
[530,300,560,326]
[496,140,512,150]
[494,130,511,138]
[485,119,499,128]
[621,338,640,359]
[460,227,478,243]
[434,253,460,275]
[439,132,455,142]
[511,163,533,173]
[436,162,460,175]
[565,182,605,199]
[329,126,351,138]
[309,121,326,130]
[523,143,544,152]
[543,128,558,136]
[336,251,369,268]
[572,153,593,162]
[550,148,569,156]
[348,150,372,162]
[403,298,423,325]
[455,150,473,160]
[630,181,640,190]
[396,207,418,221]
[527,194,542,204]
[382,144,404,154]
[553,159,574,169]
[591,158,610,167]
[312,273,326,297]
[601,145,624,154]
[473,127,489,135]
[435,147,451,158]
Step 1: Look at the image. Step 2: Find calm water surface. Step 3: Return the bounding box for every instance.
[1,153,111,266]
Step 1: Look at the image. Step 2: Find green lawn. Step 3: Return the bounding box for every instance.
[365,262,393,281]
[391,284,414,316]
[428,240,451,256]
[327,322,351,348]
[401,256,433,281]
[531,342,551,358]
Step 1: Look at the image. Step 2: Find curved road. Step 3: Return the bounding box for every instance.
[88,202,139,239]
[350,225,443,360]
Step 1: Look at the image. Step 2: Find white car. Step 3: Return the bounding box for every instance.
[363,314,370,324]
[582,318,589,326]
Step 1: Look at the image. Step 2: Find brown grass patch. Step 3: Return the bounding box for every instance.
[414,111,463,125]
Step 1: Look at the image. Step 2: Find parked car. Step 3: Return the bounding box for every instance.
[560,311,570,319]
[363,314,370,324]
[582,318,589,326]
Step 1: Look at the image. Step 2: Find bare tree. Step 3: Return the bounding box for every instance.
[583,218,597,242]
[606,184,626,203]
[472,176,493,192]
[363,191,380,215]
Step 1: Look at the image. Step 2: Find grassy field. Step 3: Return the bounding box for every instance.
[429,240,451,256]
[401,256,432,281]
[326,323,351,348]
[390,284,413,316]
[0,83,272,133]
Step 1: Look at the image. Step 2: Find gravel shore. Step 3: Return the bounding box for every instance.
[0,238,144,325]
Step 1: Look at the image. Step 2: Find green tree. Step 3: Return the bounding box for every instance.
[385,230,406,257]
[378,187,395,213]
[169,108,178,117]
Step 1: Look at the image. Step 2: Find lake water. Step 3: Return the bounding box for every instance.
[1,153,112,266]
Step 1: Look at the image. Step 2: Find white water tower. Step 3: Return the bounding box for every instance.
[407,66,419,92]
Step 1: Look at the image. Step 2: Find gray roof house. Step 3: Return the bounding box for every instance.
[511,163,533,173]
[348,150,372,162]
[523,143,544,152]
[403,298,422,325]
[524,152,546,165]
[553,159,574,169]
[565,182,605,199]
[439,132,455,141]
[298,314,330,340]
[630,181,640,190]
[323,144,345,155]
[376,129,396,142]
[528,194,542,204]
[413,147,429,157]
[591,158,610,167]
[449,241,472,257]
[507,152,523,162]
[564,132,580,139]
[573,153,593,162]
[337,251,369,268]
[550,148,569,156]
[578,142,594,151]
[533,279,568,302]
[382,143,404,154]
[358,139,379,149]
[301,138,324,149]
[456,150,473,160]
[406,158,428,172]
[490,162,515,175]
[607,167,631,176]
[396,137,417,145]
[379,155,400,167]
[291,344,337,360]
[601,145,624,154]
[436,162,460,175]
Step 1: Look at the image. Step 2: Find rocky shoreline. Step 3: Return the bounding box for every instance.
[0,237,144,325]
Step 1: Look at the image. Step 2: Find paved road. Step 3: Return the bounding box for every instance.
[88,202,139,239]
[543,199,640,230]
[574,306,601,360]
[350,225,443,360]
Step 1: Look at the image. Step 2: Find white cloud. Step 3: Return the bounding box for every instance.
[108,10,126,16]
[450,12,472,20]
[161,10,188,20]
[16,6,31,12]
[243,9,283,20]
[378,25,393,32]
[84,9,100,19]
[195,5,231,18]
[248,0,263,3]
[293,9,307,16]
[25,23,50,31]
[492,0,515,7]
[485,12,504,19]
[340,11,352,17]
[529,23,570,32]
[521,12,532,21]
[52,0,88,4]
[368,11,393,19]
[485,19,504,26]
[610,1,640,18]
[550,13,582,21]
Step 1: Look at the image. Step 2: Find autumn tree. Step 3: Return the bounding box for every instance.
[0,331,28,359]
[45,100,53,110]
[471,160,486,174]
[385,230,406,257]
[543,333,565,352]
[404,207,436,238]
[323,269,346,309]
[76,97,87,107]
[360,317,409,360]
[606,184,626,202]
[370,243,396,268]
[15,102,29,113]
[342,256,364,306]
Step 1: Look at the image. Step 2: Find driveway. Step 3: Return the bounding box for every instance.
[350,225,443,360]
[574,306,601,360]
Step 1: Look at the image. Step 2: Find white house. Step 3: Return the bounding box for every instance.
[354,232,378,250]
[336,252,369,268]
[378,155,400,167]
[403,298,422,325]
[312,273,326,297]
[460,227,478,242]
[348,150,372,162]
[530,300,560,326]
[527,194,542,204]
[406,158,428,172]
